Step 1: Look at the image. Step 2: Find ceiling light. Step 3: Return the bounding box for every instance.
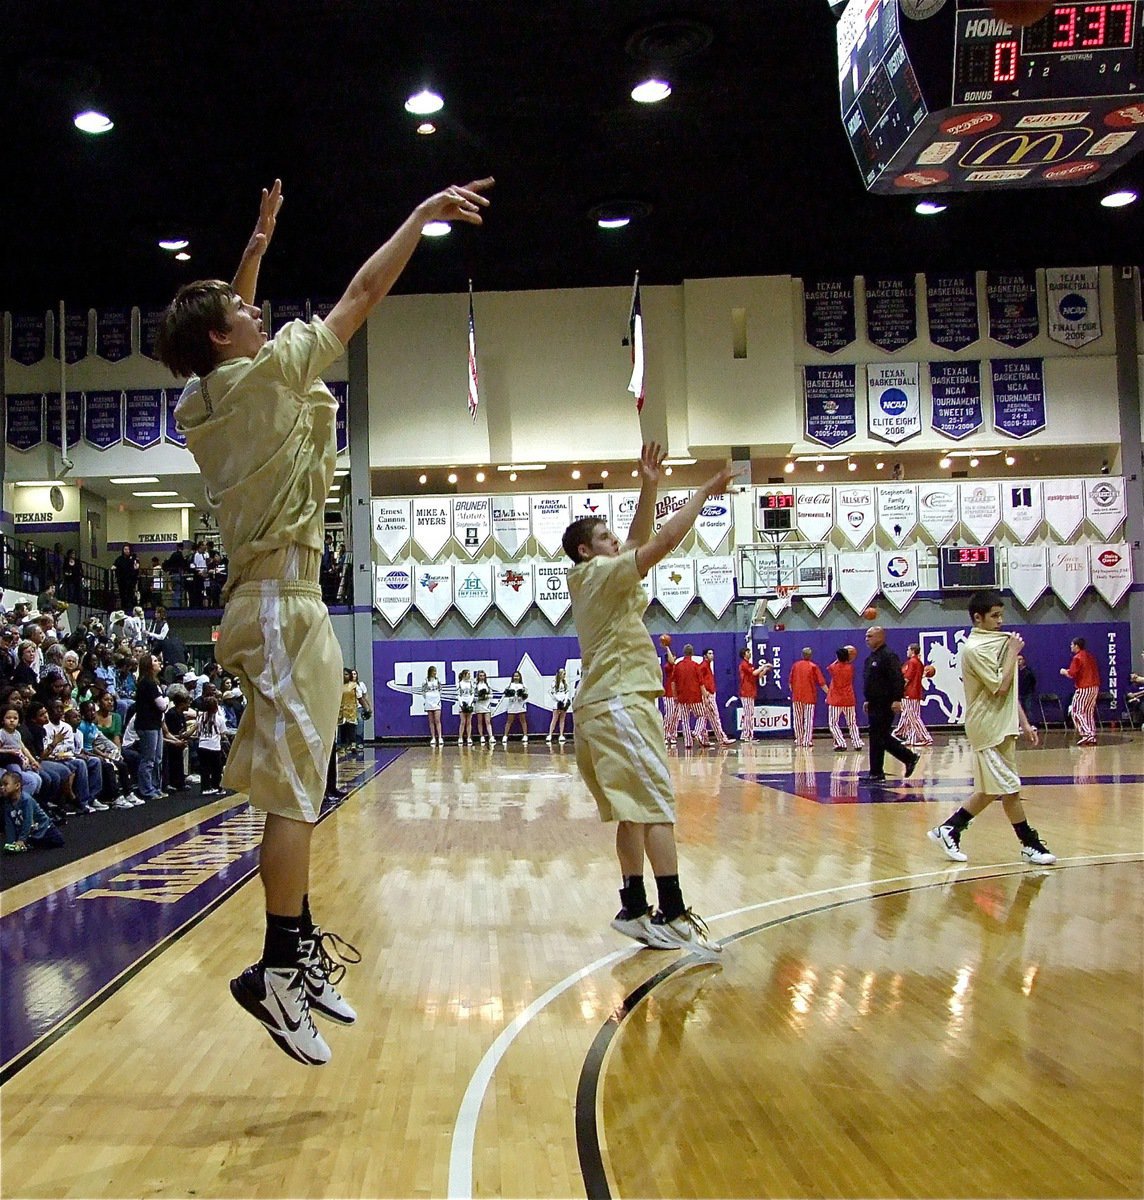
[1101,189,1137,208]
[571,469,581,480]
[631,79,671,104]
[1004,455,1016,466]
[784,461,795,473]
[847,459,858,471]
[664,466,673,475]
[158,238,189,251]
[600,469,609,479]
[447,472,458,484]
[174,252,191,261]
[969,457,980,468]
[915,201,947,215]
[14,480,65,487]
[132,490,177,497]
[329,484,340,491]
[73,109,113,134]
[496,463,546,472]
[631,469,639,478]
[509,472,518,482]
[663,457,697,466]
[422,221,451,237]
[404,89,444,115]
[947,448,1000,458]
[418,474,427,485]
[939,457,952,469]
[815,463,825,473]
[152,501,195,509]
[875,461,885,470]
[795,454,847,463]
[334,468,349,476]
[597,216,630,230]
[475,471,486,483]
[416,122,437,136]
[110,476,159,484]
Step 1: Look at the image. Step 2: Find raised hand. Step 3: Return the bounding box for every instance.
[421,178,495,226]
[637,442,667,487]
[245,179,283,259]
[703,461,747,498]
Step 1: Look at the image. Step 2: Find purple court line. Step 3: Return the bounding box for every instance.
[0,748,404,1080]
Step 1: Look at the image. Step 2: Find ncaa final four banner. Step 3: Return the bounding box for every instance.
[986,271,1040,349]
[802,277,856,354]
[867,363,921,445]
[1045,268,1101,349]
[925,274,979,352]
[863,275,917,353]
[803,365,857,448]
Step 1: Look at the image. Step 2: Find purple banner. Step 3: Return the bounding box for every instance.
[125,388,163,449]
[803,277,856,354]
[329,379,349,454]
[804,365,857,448]
[5,393,44,451]
[139,307,165,360]
[986,270,1040,348]
[95,307,132,362]
[45,391,82,450]
[8,312,47,365]
[52,310,89,363]
[929,361,982,441]
[83,390,124,450]
[925,273,979,351]
[864,275,916,352]
[991,358,1046,439]
[270,299,308,334]
[311,298,336,321]
[164,388,187,446]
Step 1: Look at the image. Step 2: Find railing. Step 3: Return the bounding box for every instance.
[0,532,116,612]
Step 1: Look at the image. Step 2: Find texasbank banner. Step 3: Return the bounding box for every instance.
[803,365,857,448]
[1045,267,1100,349]
[867,363,921,445]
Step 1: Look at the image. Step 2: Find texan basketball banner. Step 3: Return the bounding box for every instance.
[802,276,856,353]
[925,273,979,351]
[1089,544,1133,606]
[492,496,531,558]
[990,359,1046,439]
[569,491,612,531]
[1006,546,1049,611]
[95,307,132,362]
[836,552,880,615]
[124,388,163,449]
[986,271,1039,348]
[696,556,736,619]
[834,485,876,549]
[493,562,535,626]
[5,393,44,451]
[451,496,492,559]
[530,494,571,557]
[374,563,413,627]
[83,390,123,450]
[1001,481,1044,543]
[876,484,917,547]
[412,497,452,560]
[866,362,921,445]
[46,391,82,451]
[371,498,411,561]
[164,388,187,446]
[1045,267,1100,349]
[454,563,495,626]
[1084,476,1126,539]
[695,493,733,552]
[653,558,696,621]
[413,565,453,627]
[796,486,835,543]
[879,550,919,613]
[8,312,47,365]
[917,482,959,544]
[1043,479,1085,541]
[534,563,571,626]
[958,481,1001,543]
[803,365,857,448]
[929,361,982,441]
[139,308,164,361]
[864,275,917,352]
[58,309,88,364]
[1049,544,1090,610]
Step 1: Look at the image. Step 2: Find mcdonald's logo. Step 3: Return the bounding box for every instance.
[959,127,1092,168]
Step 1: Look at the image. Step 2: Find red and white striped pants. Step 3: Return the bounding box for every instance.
[701,692,732,742]
[1070,686,1098,739]
[827,704,862,749]
[792,702,815,747]
[667,702,707,748]
[662,696,677,741]
[894,698,932,745]
[740,696,756,740]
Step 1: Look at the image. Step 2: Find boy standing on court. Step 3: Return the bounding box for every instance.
[788,648,826,748]
[564,443,738,956]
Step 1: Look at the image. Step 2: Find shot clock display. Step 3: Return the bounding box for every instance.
[939,544,999,589]
[757,490,795,533]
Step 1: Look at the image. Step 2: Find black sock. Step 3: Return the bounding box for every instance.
[655,874,685,922]
[326,749,338,793]
[944,807,973,832]
[1011,818,1033,844]
[619,875,648,918]
[299,894,314,937]
[261,911,302,969]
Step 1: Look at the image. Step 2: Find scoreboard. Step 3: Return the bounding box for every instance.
[939,544,1000,589]
[757,489,795,532]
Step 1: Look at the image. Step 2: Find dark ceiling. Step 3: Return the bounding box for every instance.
[3,0,1140,311]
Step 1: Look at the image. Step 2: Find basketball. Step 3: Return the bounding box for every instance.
[659,633,672,647]
[988,1,1054,26]
[844,644,858,662]
[863,607,879,620]
[924,664,936,678]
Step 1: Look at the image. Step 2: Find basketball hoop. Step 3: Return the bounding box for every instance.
[775,584,798,601]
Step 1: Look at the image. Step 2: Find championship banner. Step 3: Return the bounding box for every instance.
[164,389,187,447]
[570,492,612,531]
[534,563,572,625]
[5,393,44,451]
[867,362,921,445]
[958,481,1002,543]
[1043,478,1085,541]
[451,496,493,558]
[864,275,916,352]
[46,391,82,451]
[876,483,917,547]
[1001,481,1044,543]
[695,493,733,552]
[1045,267,1100,349]
[1090,544,1133,606]
[803,276,856,354]
[139,308,165,360]
[834,484,876,549]
[1006,546,1049,611]
[269,300,308,335]
[8,312,47,365]
[454,564,495,626]
[95,308,132,362]
[653,490,691,535]
[492,496,531,557]
[124,389,163,449]
[929,362,982,441]
[879,550,919,613]
[986,270,1040,348]
[411,497,452,559]
[374,563,413,628]
[1084,476,1127,539]
[803,365,858,448]
[413,565,454,627]
[653,558,696,621]
[83,390,123,450]
[836,552,880,615]
[371,498,412,561]
[802,559,836,617]
[610,493,640,544]
[925,273,979,351]
[530,494,571,557]
[991,358,1046,439]
[795,485,835,543]
[57,310,89,364]
[1049,544,1090,610]
[696,556,736,619]
[328,381,349,454]
[493,561,535,626]
[917,482,959,543]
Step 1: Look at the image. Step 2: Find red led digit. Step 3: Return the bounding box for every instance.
[1052,5,1078,48]
[1109,2,1133,44]
[993,39,1018,82]
[1081,3,1107,45]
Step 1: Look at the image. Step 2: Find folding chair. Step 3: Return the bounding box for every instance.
[1037,692,1065,733]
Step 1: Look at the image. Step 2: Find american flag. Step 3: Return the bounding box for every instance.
[626,272,644,412]
[467,282,480,421]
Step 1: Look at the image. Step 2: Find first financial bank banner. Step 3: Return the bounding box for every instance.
[867,363,920,445]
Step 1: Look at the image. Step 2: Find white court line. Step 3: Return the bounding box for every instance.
[445,852,1141,1199]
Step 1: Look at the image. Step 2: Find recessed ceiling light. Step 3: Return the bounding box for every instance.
[334,467,349,476]
[1100,189,1137,208]
[152,501,195,509]
[73,109,113,134]
[847,460,858,471]
[571,468,581,480]
[795,454,847,463]
[475,471,486,483]
[404,89,443,115]
[418,473,428,485]
[174,251,191,261]
[597,216,630,230]
[600,469,609,479]
[416,122,437,136]
[158,238,189,251]
[631,79,671,104]
[329,484,340,491]
[664,466,673,476]
[509,472,518,482]
[110,476,159,484]
[875,461,885,470]
[815,463,825,473]
[784,461,795,473]
[939,457,952,469]
[133,490,178,497]
[915,201,947,215]
[969,457,980,468]
[422,221,451,237]
[447,472,458,484]
[1004,455,1016,466]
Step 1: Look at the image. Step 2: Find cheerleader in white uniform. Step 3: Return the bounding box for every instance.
[546,668,571,743]
[501,670,529,744]
[421,666,443,746]
[473,670,494,746]
[456,669,475,746]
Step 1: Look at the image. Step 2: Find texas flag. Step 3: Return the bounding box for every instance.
[627,274,644,413]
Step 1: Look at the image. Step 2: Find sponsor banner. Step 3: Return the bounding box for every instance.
[837,552,880,614]
[864,275,917,352]
[990,358,1046,439]
[492,496,532,558]
[139,308,164,360]
[374,563,413,627]
[494,561,535,626]
[876,483,918,546]
[640,572,655,609]
[46,391,82,451]
[803,364,858,448]
[1084,476,1126,539]
[534,563,572,625]
[371,498,412,561]
[95,307,132,362]
[328,380,349,455]
[929,361,983,441]
[5,393,44,451]
[834,485,876,549]
[879,550,919,613]
[653,489,691,535]
[1045,267,1100,349]
[83,390,123,450]
[695,493,733,552]
[124,388,164,449]
[8,312,48,365]
[766,591,792,620]
[411,497,453,559]
[917,481,960,543]
[958,481,1002,543]
[696,556,736,619]
[164,388,187,447]
[1001,480,1043,543]
[569,492,612,531]
[1042,478,1085,541]
[653,558,696,621]
[986,270,1040,348]
[454,563,495,626]
[1006,545,1049,610]
[270,300,308,335]
[1049,544,1090,610]
[413,565,453,627]
[803,276,856,353]
[530,494,571,557]
[1090,544,1133,606]
[56,309,89,364]
[867,362,921,445]
[925,273,979,351]
[802,561,837,617]
[451,496,493,558]
[796,485,835,543]
[610,492,640,544]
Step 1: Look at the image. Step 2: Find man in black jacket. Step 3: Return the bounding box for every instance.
[862,626,919,783]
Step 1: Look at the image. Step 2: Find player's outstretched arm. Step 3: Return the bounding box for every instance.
[325,178,494,347]
[635,463,742,577]
[622,442,666,551]
[233,179,283,305]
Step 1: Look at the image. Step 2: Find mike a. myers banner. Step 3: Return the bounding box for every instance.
[8,312,47,365]
[991,358,1046,439]
[803,277,856,353]
[125,389,163,449]
[986,271,1040,348]
[796,486,835,543]
[1043,478,1085,541]
[696,557,736,619]
[530,495,571,557]
[695,494,733,552]
[1090,545,1132,606]
[534,563,571,625]
[454,564,495,626]
[46,392,82,451]
[867,362,921,445]
[1045,267,1100,349]
[1006,545,1049,610]
[879,550,918,613]
[451,496,492,558]
[917,482,959,543]
[494,562,535,626]
[414,565,453,626]
[925,273,979,351]
[876,483,917,547]
[492,496,531,557]
[412,497,452,559]
[5,394,44,451]
[1002,481,1043,543]
[374,563,413,627]
[958,481,1001,543]
[83,391,123,450]
[929,362,982,441]
[834,485,876,549]
[372,498,412,561]
[803,365,857,448]
[864,275,916,352]
[95,308,132,362]
[1084,476,1126,539]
